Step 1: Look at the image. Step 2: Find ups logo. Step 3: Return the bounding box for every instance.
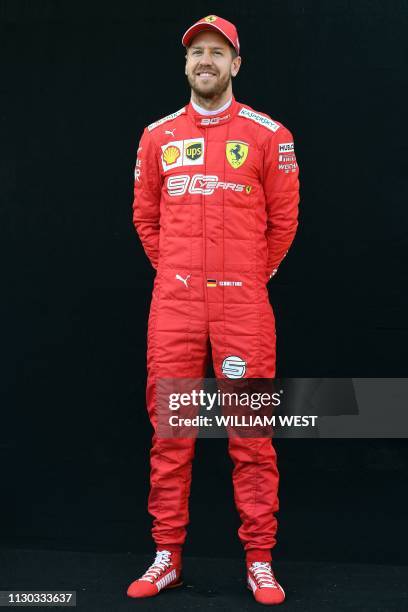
[185,142,203,161]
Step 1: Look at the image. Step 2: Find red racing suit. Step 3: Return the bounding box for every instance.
[132,96,300,558]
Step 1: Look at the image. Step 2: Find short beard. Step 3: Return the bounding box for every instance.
[187,72,231,100]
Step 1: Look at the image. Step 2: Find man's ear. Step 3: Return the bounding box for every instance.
[231,56,242,78]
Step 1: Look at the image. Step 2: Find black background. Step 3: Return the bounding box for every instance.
[2,1,408,564]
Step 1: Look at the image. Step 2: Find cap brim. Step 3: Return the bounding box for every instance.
[182,22,238,54]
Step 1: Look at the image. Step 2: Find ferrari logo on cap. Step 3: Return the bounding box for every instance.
[226,141,249,169]
[204,15,217,22]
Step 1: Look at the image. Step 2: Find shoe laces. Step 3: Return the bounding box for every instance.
[250,561,277,588]
[140,550,172,583]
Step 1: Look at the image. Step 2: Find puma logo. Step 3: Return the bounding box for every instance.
[165,129,176,137]
[175,274,191,288]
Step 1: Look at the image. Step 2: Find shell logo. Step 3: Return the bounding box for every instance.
[163,145,181,165]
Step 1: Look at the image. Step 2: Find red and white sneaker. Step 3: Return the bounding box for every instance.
[126,549,183,598]
[247,561,285,605]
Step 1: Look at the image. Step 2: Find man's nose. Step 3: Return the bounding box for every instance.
[199,49,213,64]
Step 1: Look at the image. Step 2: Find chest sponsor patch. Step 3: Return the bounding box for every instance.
[161,138,205,171]
[185,140,203,161]
[226,141,249,169]
[163,145,182,166]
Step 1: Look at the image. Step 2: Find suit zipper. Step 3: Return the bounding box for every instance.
[202,127,209,313]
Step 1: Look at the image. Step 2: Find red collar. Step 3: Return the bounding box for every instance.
[186,96,239,127]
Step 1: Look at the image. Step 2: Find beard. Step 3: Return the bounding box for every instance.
[187,70,231,100]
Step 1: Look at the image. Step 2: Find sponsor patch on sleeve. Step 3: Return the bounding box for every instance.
[278,141,297,173]
[134,157,142,182]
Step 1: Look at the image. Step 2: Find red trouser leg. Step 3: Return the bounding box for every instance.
[146,282,208,548]
[228,438,279,554]
[210,298,279,555]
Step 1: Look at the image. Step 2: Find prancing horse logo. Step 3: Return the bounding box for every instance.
[226,141,249,169]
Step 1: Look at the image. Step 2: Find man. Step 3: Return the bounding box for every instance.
[127,15,300,606]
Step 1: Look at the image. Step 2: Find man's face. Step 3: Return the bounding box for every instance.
[185,31,241,100]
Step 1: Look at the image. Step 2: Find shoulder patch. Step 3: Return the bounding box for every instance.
[238,107,280,133]
[147,107,186,132]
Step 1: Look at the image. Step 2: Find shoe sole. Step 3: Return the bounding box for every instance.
[247,584,286,604]
[166,580,183,589]
[127,578,184,599]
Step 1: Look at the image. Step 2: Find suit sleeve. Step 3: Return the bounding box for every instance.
[262,126,300,279]
[132,127,162,270]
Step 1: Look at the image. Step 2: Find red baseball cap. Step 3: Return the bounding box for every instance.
[182,15,240,55]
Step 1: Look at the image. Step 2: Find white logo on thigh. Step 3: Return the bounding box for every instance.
[222,355,246,379]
